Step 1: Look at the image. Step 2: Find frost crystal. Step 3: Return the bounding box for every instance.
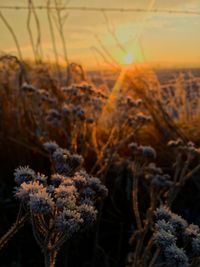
[43,141,59,154]
[154,229,176,248]
[15,181,44,201]
[55,209,83,236]
[78,204,97,225]
[14,166,35,185]
[164,244,189,267]
[13,142,108,248]
[29,190,54,214]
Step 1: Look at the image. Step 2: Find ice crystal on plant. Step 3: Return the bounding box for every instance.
[155,206,173,221]
[15,181,44,201]
[29,190,54,214]
[135,113,151,124]
[13,142,108,263]
[191,237,200,255]
[56,195,76,210]
[34,173,48,185]
[168,138,184,148]
[43,141,59,154]
[155,219,175,234]
[51,147,83,175]
[154,207,200,266]
[50,173,65,186]
[87,177,108,198]
[164,244,189,267]
[78,204,97,225]
[73,172,87,188]
[151,174,172,188]
[183,224,200,241]
[138,145,157,158]
[145,162,163,175]
[45,109,61,126]
[14,166,35,185]
[154,229,176,248]
[54,209,83,235]
[21,83,37,93]
[170,214,188,232]
[128,143,156,159]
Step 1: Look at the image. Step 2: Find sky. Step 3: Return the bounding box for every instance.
[0,0,200,69]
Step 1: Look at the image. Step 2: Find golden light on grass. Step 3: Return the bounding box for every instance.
[100,52,135,120]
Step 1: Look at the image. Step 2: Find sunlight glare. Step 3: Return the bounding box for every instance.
[123,52,134,65]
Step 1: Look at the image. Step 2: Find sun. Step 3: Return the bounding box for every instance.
[123,52,134,65]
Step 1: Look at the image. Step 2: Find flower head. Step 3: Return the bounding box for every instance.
[154,229,176,248]
[43,141,59,154]
[15,181,44,201]
[14,166,35,185]
[78,204,97,225]
[55,209,83,236]
[29,190,54,214]
[164,244,189,267]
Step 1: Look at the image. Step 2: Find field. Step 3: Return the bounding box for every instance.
[0,57,200,267]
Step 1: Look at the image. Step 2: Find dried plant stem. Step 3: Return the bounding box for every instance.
[0,213,29,250]
[96,128,140,177]
[90,126,116,174]
[102,11,126,53]
[53,233,68,251]
[46,0,60,77]
[0,11,23,61]
[27,1,37,63]
[31,213,43,249]
[142,237,154,266]
[131,162,144,267]
[132,164,142,231]
[54,0,69,67]
[149,248,160,267]
[44,250,58,267]
[173,152,182,182]
[30,0,43,61]
[179,155,191,180]
[182,163,200,183]
[132,230,146,267]
[27,0,43,62]
[169,163,200,206]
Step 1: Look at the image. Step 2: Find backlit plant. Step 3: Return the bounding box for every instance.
[1,142,108,267]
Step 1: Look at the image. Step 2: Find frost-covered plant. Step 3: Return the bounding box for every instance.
[153,206,200,266]
[159,73,200,124]
[1,142,107,267]
[126,140,200,267]
[167,139,200,205]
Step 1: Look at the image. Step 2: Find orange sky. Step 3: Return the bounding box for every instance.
[0,0,200,69]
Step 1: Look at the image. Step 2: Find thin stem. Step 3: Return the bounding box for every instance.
[132,162,142,231]
[27,1,37,62]
[173,152,182,183]
[30,0,43,61]
[182,163,200,184]
[149,248,160,267]
[31,213,44,249]
[54,0,69,67]
[44,250,58,267]
[168,163,200,206]
[0,213,29,250]
[0,11,23,61]
[46,0,60,78]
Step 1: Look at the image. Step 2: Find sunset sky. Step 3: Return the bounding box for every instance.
[0,0,200,69]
